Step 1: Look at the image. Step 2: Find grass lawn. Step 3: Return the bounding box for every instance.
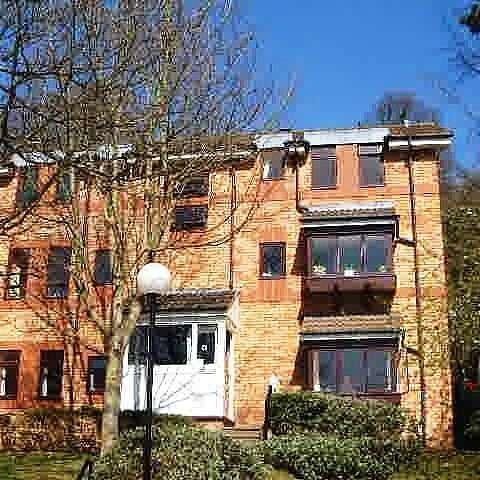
[1,451,478,480]
[271,471,295,480]
[0,452,295,479]
[392,452,480,480]
[0,452,87,480]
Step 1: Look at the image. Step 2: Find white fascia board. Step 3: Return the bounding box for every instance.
[301,331,401,342]
[304,128,390,147]
[255,133,292,149]
[255,128,391,150]
[302,218,397,229]
[388,138,452,150]
[11,151,64,167]
[136,312,226,326]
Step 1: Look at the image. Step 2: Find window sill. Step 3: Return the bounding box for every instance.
[0,395,18,400]
[360,184,385,188]
[171,226,208,232]
[262,177,287,182]
[311,185,338,190]
[38,395,62,401]
[312,390,401,403]
[173,193,209,199]
[199,365,216,374]
[259,274,286,280]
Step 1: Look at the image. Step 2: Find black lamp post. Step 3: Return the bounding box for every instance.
[137,262,171,480]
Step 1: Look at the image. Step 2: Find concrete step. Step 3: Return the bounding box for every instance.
[223,426,263,443]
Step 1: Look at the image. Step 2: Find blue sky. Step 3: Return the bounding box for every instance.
[246,0,478,168]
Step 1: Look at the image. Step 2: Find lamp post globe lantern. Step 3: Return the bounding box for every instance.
[137,262,171,296]
[136,261,171,480]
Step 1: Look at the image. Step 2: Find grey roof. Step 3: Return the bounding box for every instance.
[301,200,395,220]
[301,314,403,344]
[154,288,236,311]
[302,314,402,334]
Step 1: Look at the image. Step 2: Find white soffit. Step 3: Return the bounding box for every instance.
[304,127,390,146]
[387,138,452,150]
[255,133,292,149]
[10,151,63,167]
[255,127,391,149]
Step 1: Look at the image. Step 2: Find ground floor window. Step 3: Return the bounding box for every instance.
[0,350,20,398]
[314,347,397,394]
[39,350,64,399]
[197,324,216,364]
[129,323,218,366]
[88,356,107,392]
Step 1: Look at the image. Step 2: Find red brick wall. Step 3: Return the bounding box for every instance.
[0,139,453,447]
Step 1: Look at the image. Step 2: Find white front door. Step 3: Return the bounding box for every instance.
[120,313,228,418]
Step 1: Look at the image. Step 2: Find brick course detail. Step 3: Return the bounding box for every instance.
[0,126,453,449]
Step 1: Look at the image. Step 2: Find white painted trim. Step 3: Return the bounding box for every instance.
[312,351,320,392]
[255,133,292,149]
[301,331,401,342]
[302,218,397,229]
[305,128,390,147]
[388,138,451,150]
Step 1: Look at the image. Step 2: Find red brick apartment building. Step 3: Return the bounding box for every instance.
[0,123,453,447]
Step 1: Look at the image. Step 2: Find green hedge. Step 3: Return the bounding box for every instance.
[262,433,420,480]
[270,392,410,439]
[0,407,102,452]
[455,382,480,449]
[93,421,273,480]
[118,410,192,431]
[465,410,480,444]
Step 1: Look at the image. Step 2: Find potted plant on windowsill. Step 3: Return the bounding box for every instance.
[343,265,357,277]
[312,264,327,275]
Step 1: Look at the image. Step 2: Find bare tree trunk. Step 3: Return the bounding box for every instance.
[101,350,124,455]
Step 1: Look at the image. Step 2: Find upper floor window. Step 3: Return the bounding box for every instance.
[359,144,384,187]
[6,248,29,300]
[262,150,285,180]
[17,166,39,208]
[309,233,392,276]
[0,350,20,399]
[94,250,113,285]
[88,356,106,392]
[57,169,72,202]
[174,175,209,197]
[39,350,63,399]
[311,147,337,188]
[315,348,396,394]
[46,247,71,298]
[173,205,208,231]
[260,242,286,278]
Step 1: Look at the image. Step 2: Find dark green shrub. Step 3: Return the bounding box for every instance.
[270,392,409,439]
[464,410,480,445]
[7,407,102,452]
[262,433,420,480]
[119,410,191,431]
[93,421,273,480]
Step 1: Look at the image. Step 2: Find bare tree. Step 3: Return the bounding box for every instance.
[363,91,441,125]
[363,91,455,183]
[0,0,286,452]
